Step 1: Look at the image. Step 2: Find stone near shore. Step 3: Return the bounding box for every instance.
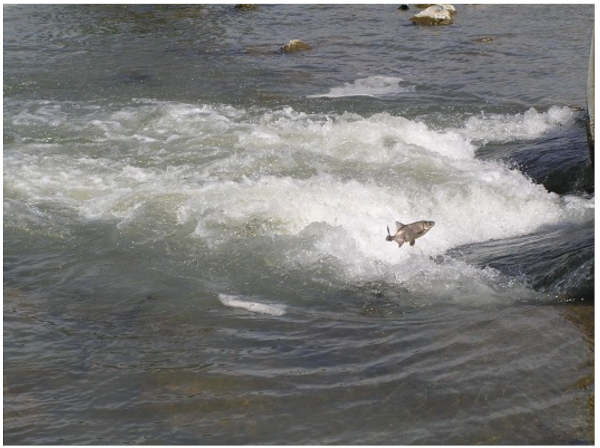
[410,4,455,26]
[280,39,312,54]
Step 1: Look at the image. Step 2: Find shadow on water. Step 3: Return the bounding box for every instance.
[447,220,594,303]
[477,111,594,195]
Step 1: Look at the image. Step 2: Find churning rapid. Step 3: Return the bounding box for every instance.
[4,99,593,302]
[4,4,594,444]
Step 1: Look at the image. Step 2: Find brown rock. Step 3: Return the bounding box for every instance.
[473,36,494,44]
[280,39,312,54]
[235,4,258,10]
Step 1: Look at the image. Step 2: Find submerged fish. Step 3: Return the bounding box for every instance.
[218,294,286,316]
[386,220,435,248]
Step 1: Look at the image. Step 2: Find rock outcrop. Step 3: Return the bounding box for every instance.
[410,4,455,26]
[280,39,312,54]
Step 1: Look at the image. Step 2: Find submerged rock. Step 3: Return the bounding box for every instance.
[280,39,312,54]
[246,44,277,55]
[410,4,455,26]
[234,4,258,10]
[473,36,494,44]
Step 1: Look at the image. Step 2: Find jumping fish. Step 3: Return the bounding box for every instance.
[386,220,435,248]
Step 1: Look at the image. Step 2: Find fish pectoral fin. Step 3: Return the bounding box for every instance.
[396,240,404,248]
[410,239,415,246]
[395,221,405,231]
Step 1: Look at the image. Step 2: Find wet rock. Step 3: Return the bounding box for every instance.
[398,4,410,10]
[235,4,258,10]
[473,36,494,44]
[245,44,276,56]
[410,4,455,26]
[441,4,456,15]
[280,39,312,54]
[415,4,456,14]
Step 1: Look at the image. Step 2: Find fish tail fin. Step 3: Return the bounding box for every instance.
[386,226,393,241]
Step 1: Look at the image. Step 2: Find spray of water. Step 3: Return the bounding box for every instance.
[4,99,593,303]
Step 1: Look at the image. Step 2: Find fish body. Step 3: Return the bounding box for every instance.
[386,220,435,248]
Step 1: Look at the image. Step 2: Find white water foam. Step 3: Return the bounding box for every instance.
[308,76,415,98]
[4,99,593,297]
[218,294,286,316]
[459,106,576,143]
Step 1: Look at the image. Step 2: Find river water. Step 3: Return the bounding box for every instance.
[3,4,595,444]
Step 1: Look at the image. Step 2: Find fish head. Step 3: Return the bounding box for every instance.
[423,221,435,230]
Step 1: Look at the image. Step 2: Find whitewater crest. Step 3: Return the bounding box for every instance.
[4,99,592,295]
[459,105,576,143]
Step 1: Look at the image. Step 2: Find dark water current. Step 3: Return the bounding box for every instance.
[3,4,594,444]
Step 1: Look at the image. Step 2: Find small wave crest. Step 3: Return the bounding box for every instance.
[307,75,415,98]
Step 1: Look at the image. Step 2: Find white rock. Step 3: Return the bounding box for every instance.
[410,4,455,26]
[441,4,456,15]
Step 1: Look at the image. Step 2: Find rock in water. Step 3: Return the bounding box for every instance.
[473,36,494,44]
[441,4,456,15]
[280,39,312,54]
[410,4,455,26]
[398,5,410,10]
[235,4,258,10]
[415,4,455,12]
